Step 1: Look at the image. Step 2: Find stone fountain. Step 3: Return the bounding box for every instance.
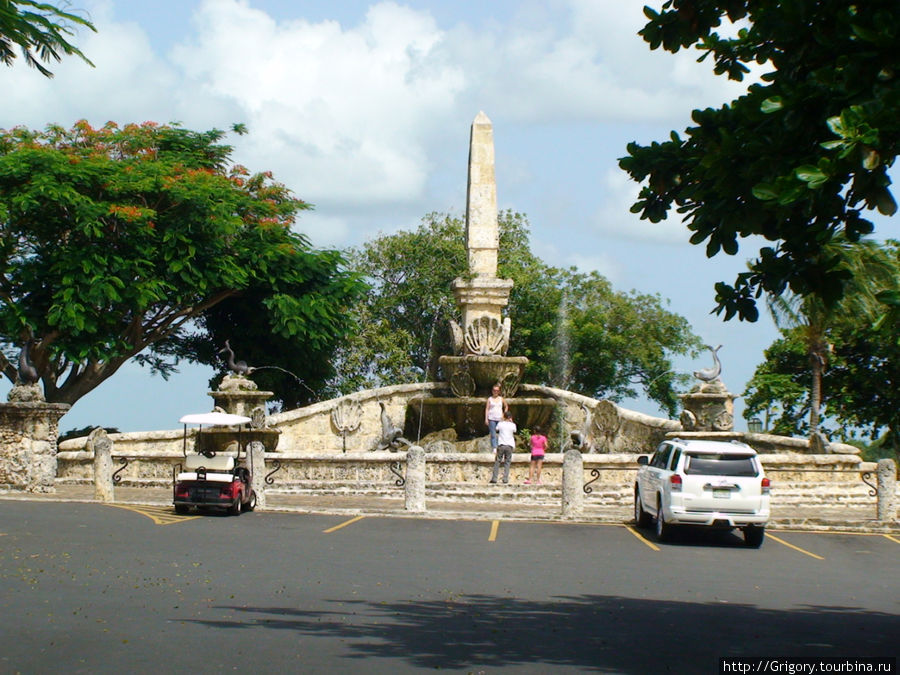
[406,112,556,442]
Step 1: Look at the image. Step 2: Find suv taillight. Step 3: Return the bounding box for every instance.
[761,477,771,494]
[670,474,682,492]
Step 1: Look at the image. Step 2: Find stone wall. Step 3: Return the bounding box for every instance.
[267,382,449,453]
[517,385,682,453]
[57,382,861,462]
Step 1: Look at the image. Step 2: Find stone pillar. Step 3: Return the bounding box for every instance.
[0,398,70,492]
[405,446,426,513]
[249,440,267,511]
[561,448,584,518]
[88,427,114,502]
[679,380,737,432]
[210,374,274,418]
[876,459,897,523]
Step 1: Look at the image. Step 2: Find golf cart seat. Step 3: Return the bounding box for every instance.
[177,453,235,482]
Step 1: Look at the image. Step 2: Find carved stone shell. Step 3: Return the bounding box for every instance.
[450,370,476,397]
[712,410,733,431]
[680,409,697,431]
[592,400,620,438]
[498,370,521,398]
[464,316,506,356]
[250,406,267,430]
[331,398,363,433]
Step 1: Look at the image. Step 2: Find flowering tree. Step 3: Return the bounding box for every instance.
[0,120,363,407]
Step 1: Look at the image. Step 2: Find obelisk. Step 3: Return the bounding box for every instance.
[451,112,513,355]
[465,111,499,278]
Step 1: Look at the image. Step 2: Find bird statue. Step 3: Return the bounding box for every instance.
[569,403,596,453]
[17,337,40,385]
[693,344,723,382]
[218,340,254,376]
[372,401,410,452]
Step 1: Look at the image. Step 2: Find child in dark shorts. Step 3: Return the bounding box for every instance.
[526,426,547,484]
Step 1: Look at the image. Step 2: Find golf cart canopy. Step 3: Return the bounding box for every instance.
[179,412,252,426]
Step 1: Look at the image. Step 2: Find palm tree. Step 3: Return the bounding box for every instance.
[766,237,899,434]
[0,0,95,77]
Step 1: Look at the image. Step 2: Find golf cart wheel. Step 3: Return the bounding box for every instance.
[246,490,257,512]
[228,496,242,516]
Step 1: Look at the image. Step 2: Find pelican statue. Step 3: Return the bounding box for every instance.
[17,338,40,385]
[372,401,410,452]
[569,403,596,453]
[218,340,254,376]
[694,344,723,382]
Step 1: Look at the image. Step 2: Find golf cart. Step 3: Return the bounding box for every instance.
[173,412,257,515]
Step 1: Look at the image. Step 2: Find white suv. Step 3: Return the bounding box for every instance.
[634,439,770,547]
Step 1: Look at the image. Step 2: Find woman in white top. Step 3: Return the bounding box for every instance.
[484,383,508,451]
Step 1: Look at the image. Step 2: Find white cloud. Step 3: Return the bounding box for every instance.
[170,0,466,206]
[442,1,749,125]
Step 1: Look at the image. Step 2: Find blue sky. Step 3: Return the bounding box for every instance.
[2,1,896,434]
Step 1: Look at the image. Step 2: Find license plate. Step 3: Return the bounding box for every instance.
[713,488,731,499]
[191,487,220,500]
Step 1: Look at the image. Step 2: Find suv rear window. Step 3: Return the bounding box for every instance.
[684,453,758,477]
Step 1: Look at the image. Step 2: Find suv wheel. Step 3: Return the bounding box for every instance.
[655,498,671,542]
[743,525,765,548]
[634,489,651,528]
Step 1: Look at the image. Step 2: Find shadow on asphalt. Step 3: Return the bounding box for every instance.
[632,523,752,548]
[184,594,897,672]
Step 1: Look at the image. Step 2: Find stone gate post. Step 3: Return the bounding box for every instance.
[876,459,897,523]
[249,440,267,511]
[562,448,584,518]
[88,428,114,502]
[0,390,69,492]
[405,446,426,513]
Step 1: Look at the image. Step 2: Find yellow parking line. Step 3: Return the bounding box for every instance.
[488,520,500,542]
[105,504,199,525]
[623,525,660,551]
[322,515,365,534]
[883,534,900,545]
[767,533,824,560]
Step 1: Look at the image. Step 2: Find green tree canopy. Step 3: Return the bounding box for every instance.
[0,120,363,408]
[745,242,900,455]
[763,237,897,433]
[619,1,900,321]
[1,0,95,76]
[330,212,701,415]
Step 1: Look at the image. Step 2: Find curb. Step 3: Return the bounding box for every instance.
[3,490,899,534]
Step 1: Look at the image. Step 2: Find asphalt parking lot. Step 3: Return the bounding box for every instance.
[1,501,897,674]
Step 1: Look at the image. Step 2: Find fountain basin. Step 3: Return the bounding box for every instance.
[406,395,556,440]
[438,355,529,397]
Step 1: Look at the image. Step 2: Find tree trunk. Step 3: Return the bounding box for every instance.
[809,351,823,434]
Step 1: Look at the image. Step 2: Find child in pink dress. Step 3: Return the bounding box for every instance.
[526,426,547,484]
